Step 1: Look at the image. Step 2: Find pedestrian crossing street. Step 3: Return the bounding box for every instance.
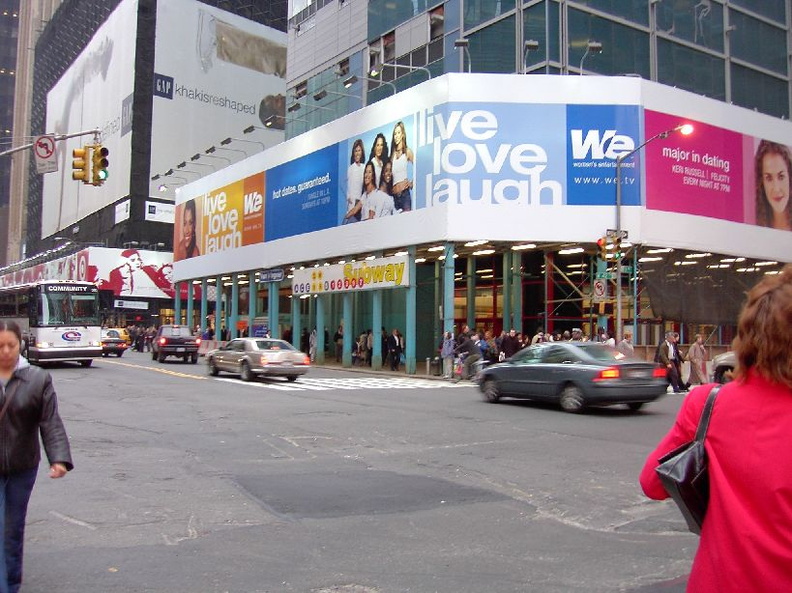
[213,376,470,391]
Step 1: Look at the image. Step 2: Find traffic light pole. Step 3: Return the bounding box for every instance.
[0,128,100,158]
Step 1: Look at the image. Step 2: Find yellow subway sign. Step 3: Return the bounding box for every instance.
[292,255,410,295]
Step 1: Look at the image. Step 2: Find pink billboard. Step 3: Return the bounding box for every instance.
[645,110,792,232]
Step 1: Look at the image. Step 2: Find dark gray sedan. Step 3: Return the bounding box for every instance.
[206,338,310,382]
[477,342,668,413]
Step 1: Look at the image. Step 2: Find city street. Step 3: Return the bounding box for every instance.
[23,351,697,593]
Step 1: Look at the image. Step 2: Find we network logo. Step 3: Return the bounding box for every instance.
[569,129,636,161]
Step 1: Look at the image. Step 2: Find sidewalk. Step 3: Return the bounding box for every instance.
[310,357,454,382]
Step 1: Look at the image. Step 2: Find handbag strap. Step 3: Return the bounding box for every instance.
[694,384,722,442]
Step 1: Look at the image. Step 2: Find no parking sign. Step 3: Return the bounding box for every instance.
[592,279,608,303]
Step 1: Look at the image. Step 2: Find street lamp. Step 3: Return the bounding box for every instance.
[579,40,603,74]
[523,39,540,73]
[345,74,397,97]
[613,122,694,340]
[454,38,471,73]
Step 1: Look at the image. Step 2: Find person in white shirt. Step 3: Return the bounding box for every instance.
[342,139,366,224]
[361,162,394,219]
[389,121,414,212]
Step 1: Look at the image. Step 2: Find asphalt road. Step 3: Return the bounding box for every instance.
[22,350,697,593]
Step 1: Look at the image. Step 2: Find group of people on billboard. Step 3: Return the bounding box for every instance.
[343,121,415,224]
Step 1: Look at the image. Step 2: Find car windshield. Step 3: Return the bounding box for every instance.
[161,326,193,337]
[574,343,622,362]
[254,339,295,351]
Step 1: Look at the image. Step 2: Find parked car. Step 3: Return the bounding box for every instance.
[206,337,310,381]
[711,350,736,383]
[477,342,668,413]
[152,325,200,363]
[100,329,127,357]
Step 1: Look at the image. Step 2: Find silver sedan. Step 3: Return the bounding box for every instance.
[206,338,310,382]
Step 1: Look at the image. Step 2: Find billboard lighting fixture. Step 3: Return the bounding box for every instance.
[313,90,328,101]
[151,174,160,181]
[287,102,302,113]
[343,75,358,88]
[190,153,201,161]
[220,137,232,145]
[164,169,174,176]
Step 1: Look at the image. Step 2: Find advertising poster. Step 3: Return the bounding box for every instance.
[291,255,410,295]
[566,104,641,205]
[152,0,286,197]
[749,137,792,232]
[645,110,744,223]
[338,117,419,222]
[266,145,338,241]
[195,173,265,255]
[174,199,203,261]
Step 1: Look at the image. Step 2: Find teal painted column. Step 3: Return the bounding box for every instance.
[405,245,417,374]
[433,260,441,342]
[342,293,352,367]
[174,282,182,324]
[291,295,301,349]
[512,251,522,333]
[443,243,455,333]
[371,290,382,369]
[247,271,256,336]
[230,273,239,338]
[269,281,280,338]
[186,281,194,332]
[200,278,208,334]
[466,256,475,331]
[215,276,222,339]
[502,252,511,331]
[315,295,325,363]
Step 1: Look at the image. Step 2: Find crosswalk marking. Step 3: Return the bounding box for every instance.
[213,376,469,391]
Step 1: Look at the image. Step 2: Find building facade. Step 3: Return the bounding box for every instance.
[170,74,792,371]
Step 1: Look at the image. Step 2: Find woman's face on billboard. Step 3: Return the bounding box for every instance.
[762,152,790,216]
[183,207,196,243]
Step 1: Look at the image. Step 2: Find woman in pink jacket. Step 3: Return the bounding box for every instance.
[640,265,792,593]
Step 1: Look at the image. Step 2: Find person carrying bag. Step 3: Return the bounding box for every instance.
[639,265,792,593]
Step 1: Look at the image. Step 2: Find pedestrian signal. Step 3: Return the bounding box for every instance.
[92,144,109,186]
[71,146,91,183]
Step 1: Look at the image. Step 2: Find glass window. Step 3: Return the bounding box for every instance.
[656,0,724,52]
[464,0,515,30]
[731,64,790,120]
[512,346,542,364]
[729,11,787,75]
[571,0,649,26]
[568,9,650,77]
[523,2,548,71]
[369,0,428,40]
[657,39,725,101]
[468,15,516,73]
[730,0,787,24]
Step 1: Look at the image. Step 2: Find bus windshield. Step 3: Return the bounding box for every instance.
[40,291,100,326]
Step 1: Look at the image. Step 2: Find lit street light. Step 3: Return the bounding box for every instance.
[614,123,694,340]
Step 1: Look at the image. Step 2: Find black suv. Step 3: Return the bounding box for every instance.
[152,325,200,363]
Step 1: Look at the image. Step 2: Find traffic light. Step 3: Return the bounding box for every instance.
[613,234,622,259]
[92,144,109,186]
[597,236,608,260]
[71,146,91,183]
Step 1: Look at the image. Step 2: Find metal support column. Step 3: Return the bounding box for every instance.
[247,271,256,336]
[466,256,475,331]
[511,251,522,333]
[372,290,383,369]
[502,251,511,331]
[214,277,223,339]
[174,283,182,324]
[315,295,325,363]
[230,274,239,338]
[186,281,194,332]
[342,293,352,367]
[405,245,417,374]
[200,279,208,335]
[443,243,455,333]
[268,281,280,338]
[291,295,301,349]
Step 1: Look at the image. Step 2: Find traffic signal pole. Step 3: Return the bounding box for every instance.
[0,128,100,158]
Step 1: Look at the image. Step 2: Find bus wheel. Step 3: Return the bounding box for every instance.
[80,360,93,368]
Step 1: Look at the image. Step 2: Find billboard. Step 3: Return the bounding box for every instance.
[645,109,791,232]
[42,0,138,238]
[151,0,287,198]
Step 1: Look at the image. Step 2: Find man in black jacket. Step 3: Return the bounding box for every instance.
[454,332,481,380]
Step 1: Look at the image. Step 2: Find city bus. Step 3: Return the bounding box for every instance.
[0,280,102,366]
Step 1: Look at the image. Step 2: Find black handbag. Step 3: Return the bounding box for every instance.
[655,384,722,535]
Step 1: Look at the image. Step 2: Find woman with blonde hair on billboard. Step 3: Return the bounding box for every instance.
[755,139,792,231]
[390,121,414,212]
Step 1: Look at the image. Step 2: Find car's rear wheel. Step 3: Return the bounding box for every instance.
[559,384,585,413]
[286,375,298,382]
[116,352,123,357]
[627,402,645,412]
[240,361,253,382]
[80,359,93,368]
[151,350,157,361]
[191,354,198,364]
[482,379,501,403]
[158,352,166,363]
[208,358,219,376]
